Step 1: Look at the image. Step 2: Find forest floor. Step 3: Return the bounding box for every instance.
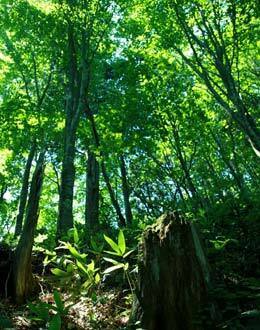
[1,271,260,329]
[0,284,131,329]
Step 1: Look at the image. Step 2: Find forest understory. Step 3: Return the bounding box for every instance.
[0,0,260,329]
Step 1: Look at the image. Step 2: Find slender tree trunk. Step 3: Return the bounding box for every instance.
[171,123,203,208]
[12,151,45,304]
[57,23,78,238]
[85,150,99,230]
[101,161,126,227]
[85,110,127,227]
[57,22,88,238]
[14,143,36,236]
[211,132,246,195]
[57,125,77,237]
[120,155,133,226]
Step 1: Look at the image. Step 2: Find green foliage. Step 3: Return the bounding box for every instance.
[0,0,259,327]
[103,230,136,292]
[50,237,100,295]
[0,314,13,328]
[28,290,71,330]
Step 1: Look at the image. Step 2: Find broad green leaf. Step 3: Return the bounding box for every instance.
[123,249,135,258]
[87,260,95,272]
[90,238,98,251]
[82,279,92,289]
[67,245,87,261]
[51,268,70,277]
[103,263,125,274]
[118,230,126,255]
[48,314,61,330]
[76,260,88,275]
[73,227,79,244]
[95,273,100,284]
[104,250,121,256]
[0,315,13,328]
[103,257,120,265]
[53,291,64,313]
[104,234,121,254]
[66,263,74,273]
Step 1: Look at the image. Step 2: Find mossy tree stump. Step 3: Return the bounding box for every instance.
[131,212,215,330]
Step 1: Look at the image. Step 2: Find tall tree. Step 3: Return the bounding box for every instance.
[85,150,100,230]
[149,0,260,155]
[12,151,45,304]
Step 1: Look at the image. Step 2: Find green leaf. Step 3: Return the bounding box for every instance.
[51,268,70,277]
[28,302,50,321]
[95,273,100,284]
[0,314,13,328]
[118,230,126,255]
[103,263,125,274]
[76,260,88,274]
[123,249,135,258]
[73,227,79,244]
[48,314,61,330]
[104,250,121,256]
[104,234,121,254]
[87,260,95,272]
[66,263,74,273]
[90,237,98,251]
[53,291,64,313]
[103,257,120,265]
[67,245,87,261]
[82,279,92,289]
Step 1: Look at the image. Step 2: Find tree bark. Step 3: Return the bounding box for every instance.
[211,131,247,196]
[120,155,133,226]
[101,160,126,227]
[57,21,89,238]
[85,150,100,230]
[85,110,127,227]
[14,143,36,236]
[131,212,216,330]
[57,22,78,238]
[11,151,45,304]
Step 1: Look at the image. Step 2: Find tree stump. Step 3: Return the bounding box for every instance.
[131,212,215,330]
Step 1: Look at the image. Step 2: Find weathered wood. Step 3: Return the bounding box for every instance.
[131,212,215,330]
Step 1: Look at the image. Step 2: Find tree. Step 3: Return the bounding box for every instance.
[149,0,260,156]
[12,151,45,304]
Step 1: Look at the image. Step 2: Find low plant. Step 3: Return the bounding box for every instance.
[49,228,100,295]
[103,230,136,293]
[28,290,72,330]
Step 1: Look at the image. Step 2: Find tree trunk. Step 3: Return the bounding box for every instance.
[171,123,203,209]
[57,21,88,238]
[12,151,45,304]
[120,155,133,226]
[85,110,127,227]
[211,132,247,196]
[131,212,216,330]
[14,143,36,236]
[101,160,126,227]
[57,126,76,238]
[85,150,99,230]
